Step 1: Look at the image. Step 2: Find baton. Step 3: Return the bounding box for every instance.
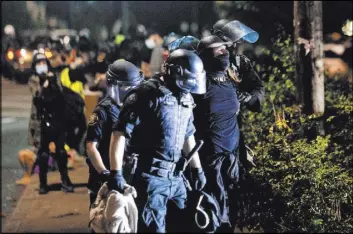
[181,140,204,191]
[182,140,204,171]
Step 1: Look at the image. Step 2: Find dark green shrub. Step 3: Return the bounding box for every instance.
[237,33,353,233]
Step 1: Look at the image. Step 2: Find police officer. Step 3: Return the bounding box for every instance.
[30,52,74,195]
[85,60,145,206]
[108,49,207,233]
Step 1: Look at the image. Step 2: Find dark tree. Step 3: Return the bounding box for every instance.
[294,1,325,114]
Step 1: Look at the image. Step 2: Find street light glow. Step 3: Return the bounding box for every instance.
[64,36,70,44]
[20,48,27,57]
[342,20,352,36]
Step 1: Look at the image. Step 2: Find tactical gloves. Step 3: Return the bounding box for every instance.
[107,170,126,192]
[238,92,252,104]
[99,170,110,183]
[191,167,207,191]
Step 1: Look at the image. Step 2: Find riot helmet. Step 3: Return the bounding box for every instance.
[164,49,206,95]
[212,19,259,44]
[168,36,200,53]
[106,60,144,87]
[106,59,145,104]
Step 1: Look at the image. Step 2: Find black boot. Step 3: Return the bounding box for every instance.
[61,177,74,193]
[38,152,50,195]
[57,150,74,193]
[39,184,50,194]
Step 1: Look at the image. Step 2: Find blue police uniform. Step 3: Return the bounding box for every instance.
[85,96,120,204]
[112,75,196,233]
[193,71,240,226]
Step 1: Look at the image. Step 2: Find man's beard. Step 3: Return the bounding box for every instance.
[201,50,230,72]
[213,53,230,71]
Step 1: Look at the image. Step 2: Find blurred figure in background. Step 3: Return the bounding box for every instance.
[28,52,75,194]
[140,30,163,79]
[60,67,88,155]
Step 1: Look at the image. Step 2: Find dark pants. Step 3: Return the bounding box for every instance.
[66,113,87,153]
[37,122,69,187]
[87,171,104,207]
[133,171,187,233]
[203,152,239,232]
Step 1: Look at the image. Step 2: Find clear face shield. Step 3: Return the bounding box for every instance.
[168,36,200,53]
[213,20,259,44]
[176,68,206,95]
[109,84,137,105]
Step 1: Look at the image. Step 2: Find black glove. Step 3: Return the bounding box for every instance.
[191,167,206,191]
[99,170,110,183]
[238,92,252,105]
[107,170,126,192]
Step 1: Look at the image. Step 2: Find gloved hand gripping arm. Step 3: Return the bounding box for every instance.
[183,135,206,191]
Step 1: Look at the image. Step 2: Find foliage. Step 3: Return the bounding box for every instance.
[237,33,353,233]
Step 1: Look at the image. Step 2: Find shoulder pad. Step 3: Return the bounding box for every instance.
[143,78,172,97]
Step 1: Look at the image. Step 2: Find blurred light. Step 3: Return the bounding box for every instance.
[20,48,27,57]
[39,48,45,54]
[4,24,15,36]
[19,57,24,64]
[15,50,21,58]
[180,21,189,33]
[97,52,106,62]
[190,23,199,33]
[63,36,70,44]
[45,49,53,59]
[79,28,91,38]
[331,32,342,41]
[7,49,14,60]
[342,20,353,36]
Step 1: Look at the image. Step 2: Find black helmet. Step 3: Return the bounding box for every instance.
[164,49,206,94]
[31,52,50,69]
[212,19,259,44]
[168,36,200,53]
[197,35,231,55]
[106,60,144,87]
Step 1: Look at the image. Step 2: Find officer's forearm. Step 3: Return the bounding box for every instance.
[183,135,202,169]
[109,131,126,171]
[86,141,107,174]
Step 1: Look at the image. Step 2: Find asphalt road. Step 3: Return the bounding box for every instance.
[1,78,32,226]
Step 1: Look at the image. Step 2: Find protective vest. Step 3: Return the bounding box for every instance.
[60,67,85,99]
[128,78,195,163]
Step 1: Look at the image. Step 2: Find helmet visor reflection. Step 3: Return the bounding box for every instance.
[214,20,259,44]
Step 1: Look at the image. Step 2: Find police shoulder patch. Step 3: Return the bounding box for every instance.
[125,93,137,105]
[88,113,99,126]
